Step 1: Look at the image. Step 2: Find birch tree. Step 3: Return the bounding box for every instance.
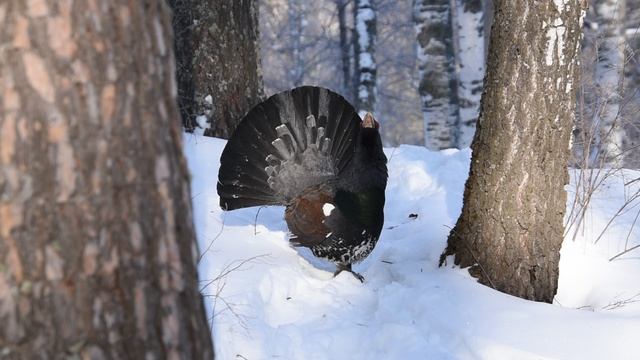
[593,0,626,165]
[0,0,213,357]
[441,0,585,303]
[354,0,378,113]
[622,0,640,166]
[625,0,640,94]
[288,0,306,86]
[453,0,485,147]
[413,0,459,150]
[169,0,264,138]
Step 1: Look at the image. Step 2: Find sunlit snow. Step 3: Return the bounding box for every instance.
[184,133,640,360]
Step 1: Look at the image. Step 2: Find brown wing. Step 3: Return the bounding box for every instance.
[285,185,334,247]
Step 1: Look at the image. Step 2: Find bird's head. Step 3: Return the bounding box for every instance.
[359,112,382,148]
[361,112,380,130]
[356,112,386,169]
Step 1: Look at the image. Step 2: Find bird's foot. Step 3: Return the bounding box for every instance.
[333,264,365,283]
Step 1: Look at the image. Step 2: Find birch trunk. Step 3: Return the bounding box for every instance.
[593,0,626,165]
[0,1,214,357]
[624,0,640,95]
[622,0,640,166]
[354,0,378,113]
[453,0,485,148]
[441,0,585,303]
[413,0,460,150]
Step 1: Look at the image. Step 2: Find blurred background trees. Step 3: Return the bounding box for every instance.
[258,0,639,167]
[259,0,425,144]
[171,0,639,167]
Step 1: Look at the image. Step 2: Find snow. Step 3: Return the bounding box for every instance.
[184,133,640,359]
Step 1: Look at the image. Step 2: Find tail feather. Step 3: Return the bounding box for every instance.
[218,86,361,211]
[331,102,359,170]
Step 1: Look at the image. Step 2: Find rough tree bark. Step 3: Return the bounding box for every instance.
[440,0,585,303]
[354,0,378,113]
[413,0,460,150]
[0,1,214,358]
[169,0,264,138]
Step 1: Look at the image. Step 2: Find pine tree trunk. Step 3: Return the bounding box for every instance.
[354,0,378,113]
[453,0,485,148]
[413,0,460,150]
[0,1,214,357]
[169,0,264,138]
[440,0,585,303]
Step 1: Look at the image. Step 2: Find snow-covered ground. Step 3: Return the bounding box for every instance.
[184,133,640,360]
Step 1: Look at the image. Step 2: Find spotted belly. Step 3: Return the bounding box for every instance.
[311,231,378,265]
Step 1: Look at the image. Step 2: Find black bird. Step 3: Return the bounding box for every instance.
[217,86,388,281]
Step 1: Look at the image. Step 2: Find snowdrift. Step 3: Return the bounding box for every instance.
[184,133,640,360]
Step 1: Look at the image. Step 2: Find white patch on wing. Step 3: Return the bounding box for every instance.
[322,203,335,216]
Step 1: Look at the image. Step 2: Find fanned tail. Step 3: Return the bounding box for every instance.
[218,86,361,210]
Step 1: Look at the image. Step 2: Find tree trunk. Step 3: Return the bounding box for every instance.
[169,0,264,138]
[482,0,493,60]
[440,0,585,303]
[572,4,599,167]
[593,0,626,165]
[413,0,460,150]
[0,1,214,357]
[288,0,306,87]
[354,0,378,113]
[453,0,485,148]
[626,0,640,89]
[336,0,353,100]
[167,0,197,131]
[622,0,640,167]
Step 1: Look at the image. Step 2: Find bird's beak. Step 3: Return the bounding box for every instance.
[362,112,377,129]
